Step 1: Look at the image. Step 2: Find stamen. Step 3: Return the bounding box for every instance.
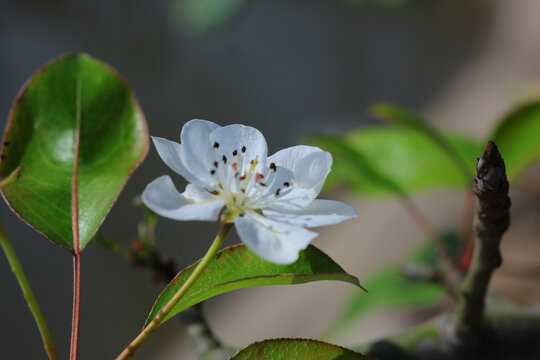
[239,175,246,181]
[275,188,281,196]
[213,142,219,149]
[260,182,267,187]
[255,172,264,183]
[222,155,227,164]
[270,162,276,172]
[232,162,237,171]
[242,146,246,153]
[210,170,215,175]
[213,161,218,168]
[283,182,290,187]
[233,150,238,156]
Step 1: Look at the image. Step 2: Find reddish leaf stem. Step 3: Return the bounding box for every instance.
[70,254,81,360]
[399,197,461,298]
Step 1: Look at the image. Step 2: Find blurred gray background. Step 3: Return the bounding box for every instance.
[1,0,540,359]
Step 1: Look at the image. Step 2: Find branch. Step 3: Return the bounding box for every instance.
[359,308,540,360]
[456,141,511,339]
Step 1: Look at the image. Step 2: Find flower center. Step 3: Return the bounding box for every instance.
[207,144,294,222]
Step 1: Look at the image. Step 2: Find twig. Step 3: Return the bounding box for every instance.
[0,223,59,360]
[115,223,233,360]
[458,190,475,273]
[456,141,511,339]
[129,242,224,358]
[359,308,540,360]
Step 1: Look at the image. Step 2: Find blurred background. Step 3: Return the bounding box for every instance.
[1,0,540,359]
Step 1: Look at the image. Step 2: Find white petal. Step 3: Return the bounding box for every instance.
[142,176,225,221]
[208,124,268,172]
[235,211,317,265]
[267,145,323,171]
[263,199,357,228]
[180,119,221,182]
[294,150,332,192]
[151,137,203,186]
[268,145,332,194]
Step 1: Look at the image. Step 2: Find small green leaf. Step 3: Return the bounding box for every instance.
[326,233,458,338]
[0,166,24,189]
[310,127,481,197]
[491,101,540,180]
[372,102,474,180]
[0,53,149,253]
[231,338,370,360]
[145,244,362,327]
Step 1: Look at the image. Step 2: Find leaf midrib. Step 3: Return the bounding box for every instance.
[71,61,82,254]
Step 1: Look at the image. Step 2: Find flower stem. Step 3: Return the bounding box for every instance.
[115,223,233,360]
[0,222,59,360]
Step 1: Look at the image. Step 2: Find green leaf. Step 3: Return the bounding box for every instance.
[326,233,458,338]
[372,102,474,180]
[310,126,481,197]
[491,101,540,180]
[231,338,370,360]
[0,53,148,253]
[145,244,362,327]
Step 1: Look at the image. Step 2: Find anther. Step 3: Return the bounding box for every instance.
[222,155,227,164]
[232,162,237,171]
[234,172,239,178]
[250,160,254,164]
[213,161,218,168]
[239,175,246,181]
[241,189,246,193]
[241,146,246,153]
[233,150,238,156]
[275,189,281,196]
[3,141,9,146]
[213,142,219,149]
[260,182,267,187]
[270,163,276,172]
[210,170,216,175]
[283,182,290,187]
[255,173,264,183]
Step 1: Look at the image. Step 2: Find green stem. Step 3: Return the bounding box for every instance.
[0,222,59,360]
[115,223,233,360]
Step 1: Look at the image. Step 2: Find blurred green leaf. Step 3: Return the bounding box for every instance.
[310,126,481,197]
[170,0,248,35]
[0,53,148,253]
[326,233,458,338]
[491,101,540,181]
[372,102,474,180]
[145,244,362,327]
[231,339,369,360]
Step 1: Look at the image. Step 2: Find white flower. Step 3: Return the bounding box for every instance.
[142,119,357,265]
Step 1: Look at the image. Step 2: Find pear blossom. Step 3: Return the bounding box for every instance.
[142,119,357,265]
